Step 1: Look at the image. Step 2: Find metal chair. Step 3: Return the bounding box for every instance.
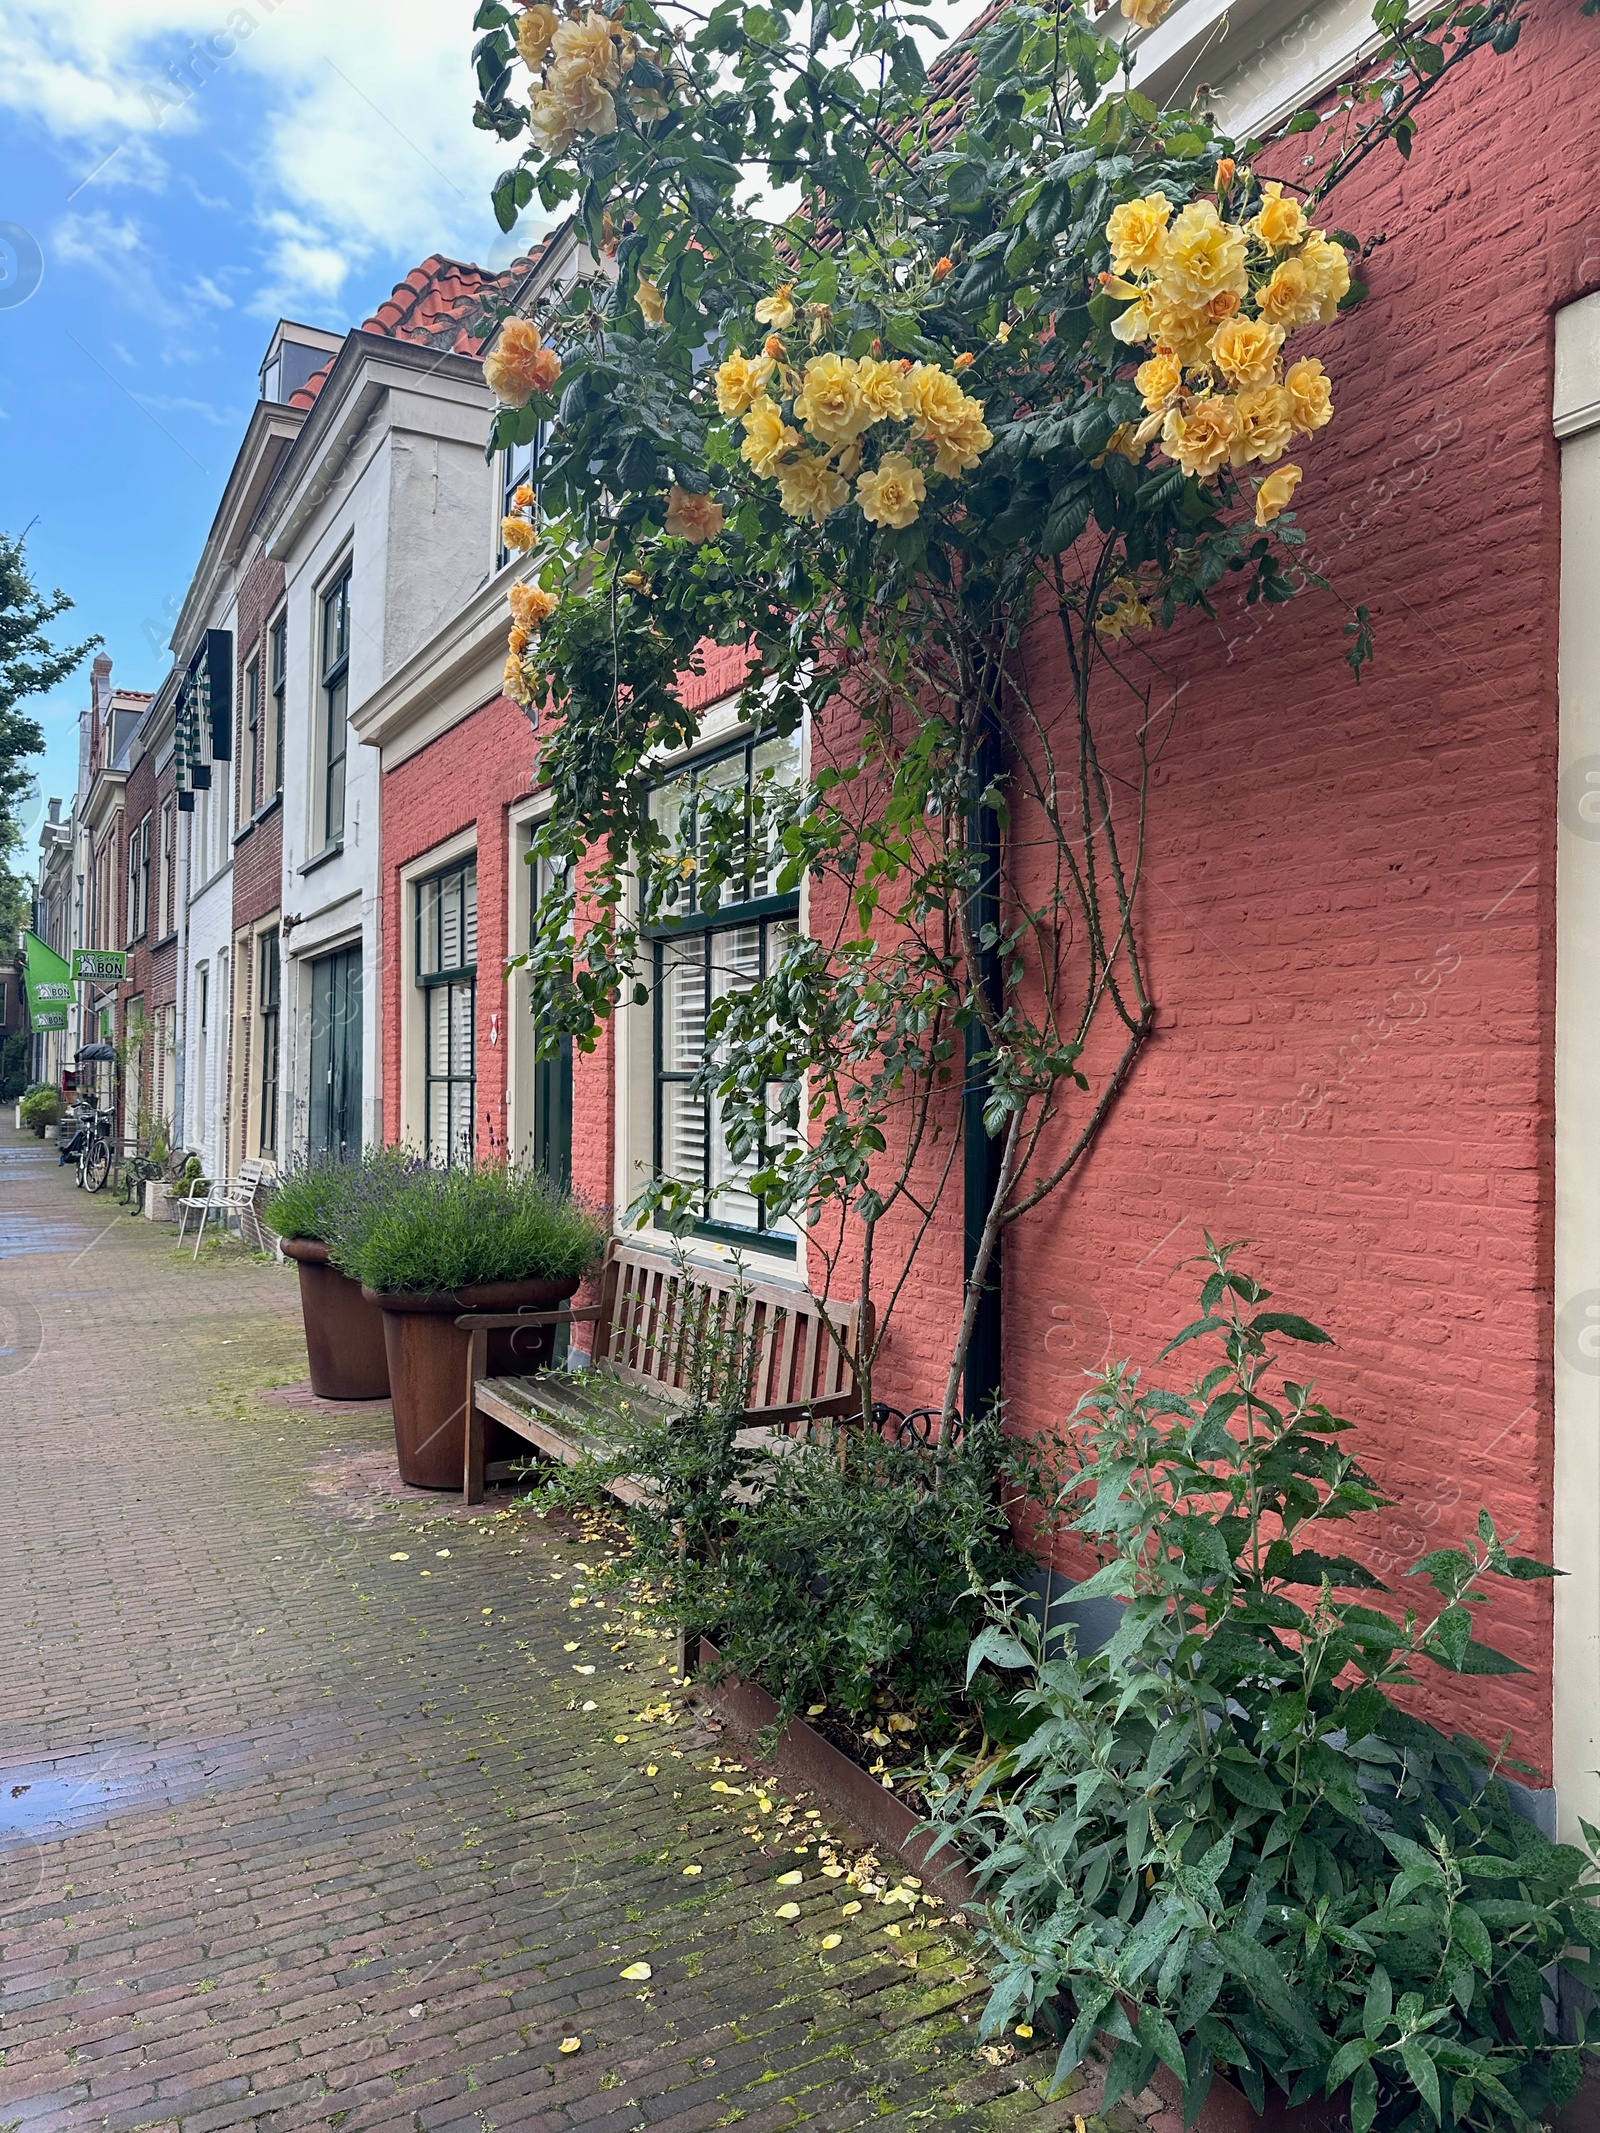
[190,1157,273,1259]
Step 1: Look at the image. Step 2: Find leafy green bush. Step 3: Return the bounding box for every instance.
[330,1158,606,1294]
[19,1084,61,1129]
[523,1275,1027,1746]
[929,1241,1600,2133]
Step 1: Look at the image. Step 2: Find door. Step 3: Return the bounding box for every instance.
[309,945,362,1161]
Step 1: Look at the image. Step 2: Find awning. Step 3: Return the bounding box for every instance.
[75,1042,118,1062]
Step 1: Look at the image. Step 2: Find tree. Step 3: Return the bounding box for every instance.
[470,0,1527,1429]
[0,531,98,930]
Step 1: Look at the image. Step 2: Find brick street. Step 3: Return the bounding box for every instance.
[0,1122,1094,2133]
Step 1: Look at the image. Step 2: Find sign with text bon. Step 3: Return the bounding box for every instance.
[72,949,128,983]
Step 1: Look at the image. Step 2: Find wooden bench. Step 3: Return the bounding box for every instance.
[459,1239,866,1505]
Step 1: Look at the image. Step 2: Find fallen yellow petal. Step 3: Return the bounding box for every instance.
[775,1902,801,1919]
[620,1962,652,1981]
[821,1932,842,1949]
[564,1641,580,1652]
[1016,2023,1035,2040]
[885,1923,902,1938]
[389,1552,410,1561]
[842,1901,862,1915]
[614,1734,630,1743]
[682,1864,702,1876]
[559,2036,582,2054]
[776,1871,803,1887]
[574,1665,595,1675]
[646,1764,659,1776]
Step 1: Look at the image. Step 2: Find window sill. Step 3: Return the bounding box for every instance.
[253,792,283,827]
[654,1214,797,1261]
[152,931,178,951]
[232,819,255,849]
[300,841,344,878]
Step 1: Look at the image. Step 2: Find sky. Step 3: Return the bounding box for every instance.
[0,0,540,862]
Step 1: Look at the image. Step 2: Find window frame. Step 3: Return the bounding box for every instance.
[643,730,801,1256]
[243,652,261,820]
[319,566,351,850]
[268,609,287,800]
[258,926,281,1157]
[415,855,478,1169]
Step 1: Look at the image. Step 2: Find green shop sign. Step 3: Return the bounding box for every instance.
[72,948,128,983]
[21,930,72,1031]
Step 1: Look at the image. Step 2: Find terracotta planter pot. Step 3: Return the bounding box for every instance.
[363,1275,581,1490]
[282,1238,390,1402]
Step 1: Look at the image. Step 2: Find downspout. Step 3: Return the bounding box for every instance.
[962,706,1005,1427]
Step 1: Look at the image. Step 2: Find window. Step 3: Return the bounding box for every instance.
[157,798,176,937]
[417,857,477,1167]
[320,568,351,847]
[498,435,537,568]
[646,731,801,1250]
[126,814,151,944]
[268,610,286,798]
[243,654,261,819]
[258,928,280,1157]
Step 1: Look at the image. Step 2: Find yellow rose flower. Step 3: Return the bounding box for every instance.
[635,277,667,327]
[512,483,535,510]
[664,485,725,543]
[501,515,539,555]
[530,70,617,154]
[1255,462,1303,525]
[483,318,562,408]
[1144,289,1215,367]
[1255,256,1320,331]
[508,625,530,656]
[1283,357,1333,433]
[1207,316,1283,388]
[904,364,993,472]
[1159,200,1248,310]
[775,452,849,522]
[516,3,559,68]
[1098,582,1153,638]
[1121,0,1173,26]
[1228,382,1296,466]
[1160,395,1238,480]
[755,285,797,330]
[854,357,907,423]
[856,452,926,530]
[509,581,559,631]
[794,353,868,450]
[714,349,776,418]
[551,9,632,88]
[1135,353,1182,412]
[1250,181,1309,252]
[1300,233,1351,321]
[740,396,800,477]
[1105,193,1173,276]
[1110,296,1153,348]
[504,650,531,705]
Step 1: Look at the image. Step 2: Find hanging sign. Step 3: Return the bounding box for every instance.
[21,930,72,1030]
[72,948,128,983]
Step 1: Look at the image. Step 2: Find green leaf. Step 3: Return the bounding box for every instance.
[1398,2039,1441,2123]
[1363,1967,1392,2040]
[1248,1311,1332,1344]
[1449,1904,1492,1971]
[1327,2038,1375,2089]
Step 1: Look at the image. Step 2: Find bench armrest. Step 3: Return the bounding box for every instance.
[454,1305,606,1333]
[745,1390,864,1428]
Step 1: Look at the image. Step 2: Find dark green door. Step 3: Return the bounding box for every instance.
[309,945,362,1160]
[531,852,573,1190]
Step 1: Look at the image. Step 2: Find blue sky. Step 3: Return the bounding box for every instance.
[0,0,539,859]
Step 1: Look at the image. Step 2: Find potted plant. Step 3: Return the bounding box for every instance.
[19,1084,61,1138]
[266,1153,397,1403]
[331,1161,606,1489]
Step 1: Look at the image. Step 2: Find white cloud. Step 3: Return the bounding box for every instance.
[0,0,523,313]
[51,207,233,331]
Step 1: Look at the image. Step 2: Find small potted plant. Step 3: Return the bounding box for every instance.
[19,1084,61,1138]
[332,1161,606,1489]
[266,1153,399,1402]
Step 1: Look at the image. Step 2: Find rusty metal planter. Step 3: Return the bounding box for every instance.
[282,1238,390,1402]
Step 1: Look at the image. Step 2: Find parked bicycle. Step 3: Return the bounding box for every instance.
[73,1106,116,1194]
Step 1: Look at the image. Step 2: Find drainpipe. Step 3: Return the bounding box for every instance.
[962,708,1004,1428]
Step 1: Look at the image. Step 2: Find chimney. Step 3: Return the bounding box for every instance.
[47,799,61,825]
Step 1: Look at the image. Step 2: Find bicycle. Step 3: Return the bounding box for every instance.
[74,1108,116,1194]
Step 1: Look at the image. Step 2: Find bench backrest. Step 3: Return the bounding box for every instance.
[593,1240,864,1423]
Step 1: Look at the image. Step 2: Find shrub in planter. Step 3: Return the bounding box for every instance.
[19,1085,61,1134]
[929,1241,1600,2133]
[265,1151,412,1402]
[521,1282,1031,1756]
[330,1161,607,1488]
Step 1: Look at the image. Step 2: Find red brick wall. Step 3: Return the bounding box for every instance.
[990,3,1600,1779]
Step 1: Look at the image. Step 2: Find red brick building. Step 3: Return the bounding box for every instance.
[354,0,1600,1847]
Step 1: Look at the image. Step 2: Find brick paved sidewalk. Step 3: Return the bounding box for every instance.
[0,1122,1100,2133]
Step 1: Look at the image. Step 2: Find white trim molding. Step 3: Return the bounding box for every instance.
[1553,289,1600,1845]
